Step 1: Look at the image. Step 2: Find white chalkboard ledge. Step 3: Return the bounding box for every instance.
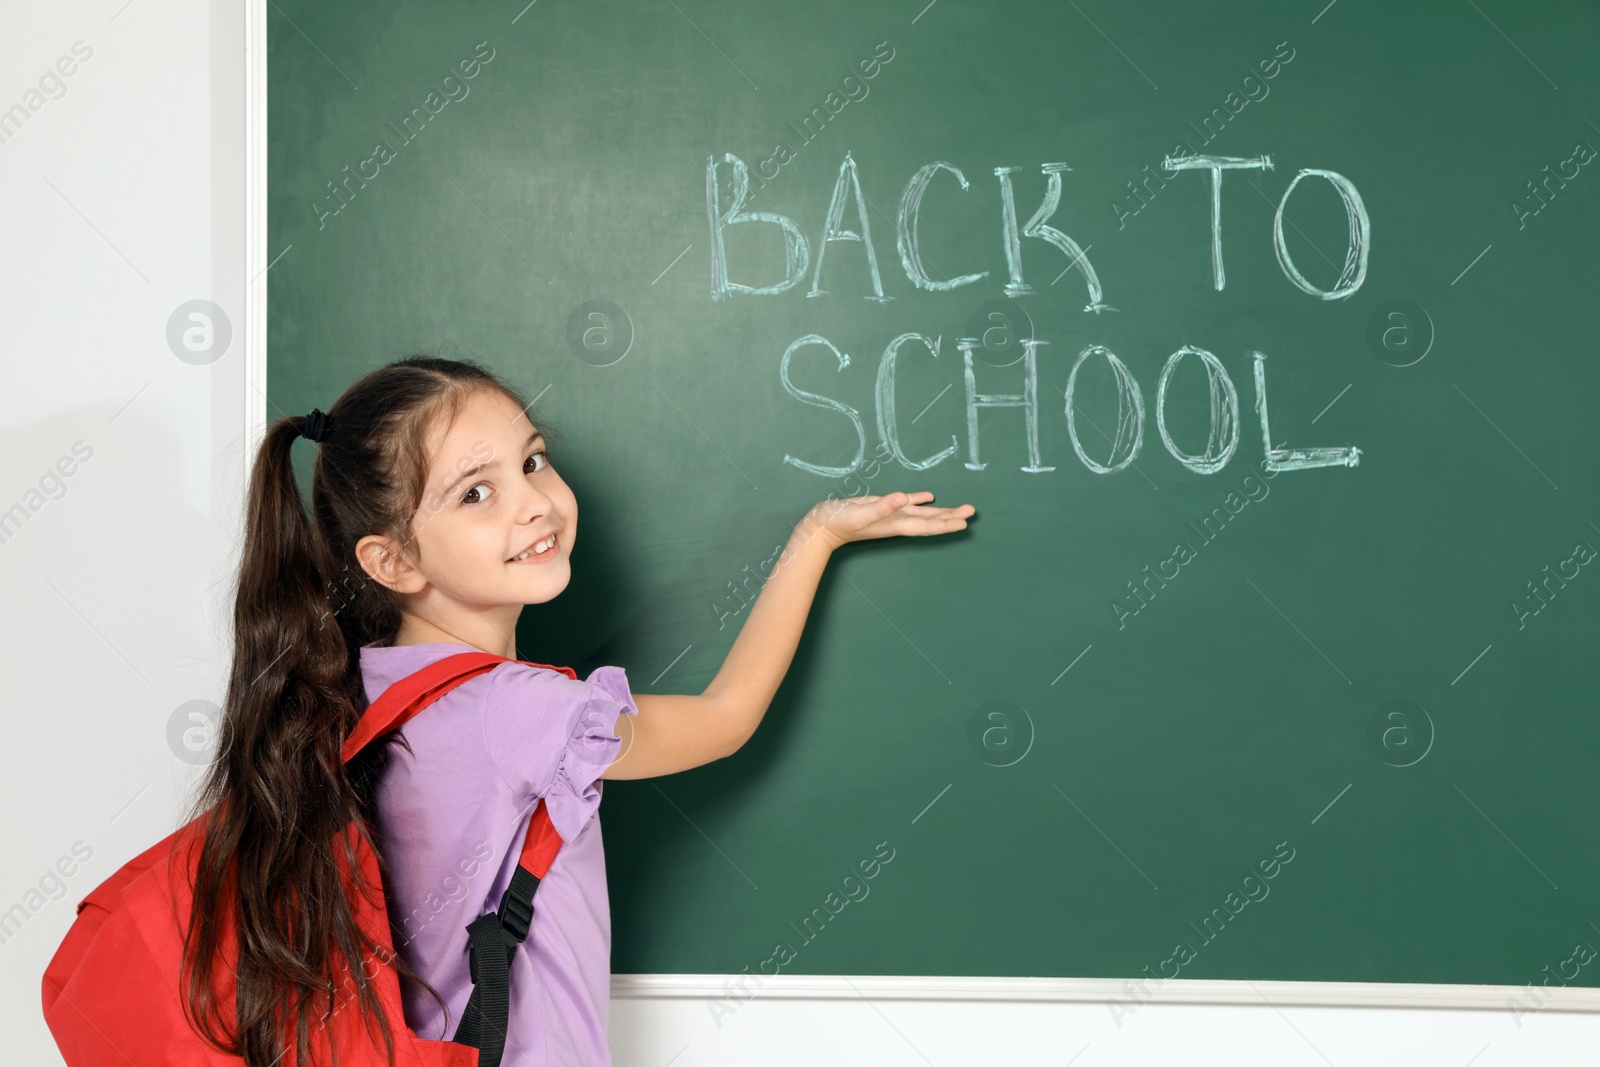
[612,974,1600,1013]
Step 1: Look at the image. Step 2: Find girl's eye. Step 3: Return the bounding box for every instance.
[461,451,550,505]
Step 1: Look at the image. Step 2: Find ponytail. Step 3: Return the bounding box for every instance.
[179,356,540,1066]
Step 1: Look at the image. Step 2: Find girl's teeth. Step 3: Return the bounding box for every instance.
[515,536,556,560]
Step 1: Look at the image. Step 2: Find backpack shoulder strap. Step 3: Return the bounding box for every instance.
[453,800,556,1065]
[448,664,578,1066]
[342,651,578,763]
[344,648,580,1067]
[342,651,504,763]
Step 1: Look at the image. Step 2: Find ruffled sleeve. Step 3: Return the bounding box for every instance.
[481,662,640,842]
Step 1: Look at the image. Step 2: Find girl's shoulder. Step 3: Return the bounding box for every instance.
[480,661,639,839]
[482,658,635,709]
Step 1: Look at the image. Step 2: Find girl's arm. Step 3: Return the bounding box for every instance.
[602,491,973,780]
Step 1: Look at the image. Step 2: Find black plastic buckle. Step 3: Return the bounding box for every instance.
[498,870,540,942]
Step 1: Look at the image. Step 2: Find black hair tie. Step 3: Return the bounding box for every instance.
[300,408,331,443]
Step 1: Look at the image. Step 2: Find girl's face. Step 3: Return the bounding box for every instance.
[358,388,577,653]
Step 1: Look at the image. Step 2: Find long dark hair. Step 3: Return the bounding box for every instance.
[179,355,543,1066]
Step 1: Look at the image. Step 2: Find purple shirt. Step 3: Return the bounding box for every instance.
[358,641,638,1066]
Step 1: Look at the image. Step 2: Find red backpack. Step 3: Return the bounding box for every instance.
[41,650,574,1067]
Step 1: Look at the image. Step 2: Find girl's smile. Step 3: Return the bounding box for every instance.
[508,531,561,564]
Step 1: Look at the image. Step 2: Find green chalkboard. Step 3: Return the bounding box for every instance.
[269,0,1600,990]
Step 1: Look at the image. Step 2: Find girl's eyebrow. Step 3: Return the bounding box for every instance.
[438,430,543,496]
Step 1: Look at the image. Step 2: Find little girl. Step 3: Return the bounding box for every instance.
[179,355,973,1067]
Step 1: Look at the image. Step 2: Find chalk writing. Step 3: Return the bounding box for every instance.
[779,335,1360,481]
[708,147,1367,302]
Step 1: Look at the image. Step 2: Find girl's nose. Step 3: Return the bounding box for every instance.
[515,480,556,523]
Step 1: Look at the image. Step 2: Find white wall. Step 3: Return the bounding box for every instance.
[0,1,1594,1062]
[1,0,252,1057]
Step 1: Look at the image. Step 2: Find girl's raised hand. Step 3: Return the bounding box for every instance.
[805,491,975,552]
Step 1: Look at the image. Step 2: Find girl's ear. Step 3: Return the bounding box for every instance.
[355,533,425,594]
